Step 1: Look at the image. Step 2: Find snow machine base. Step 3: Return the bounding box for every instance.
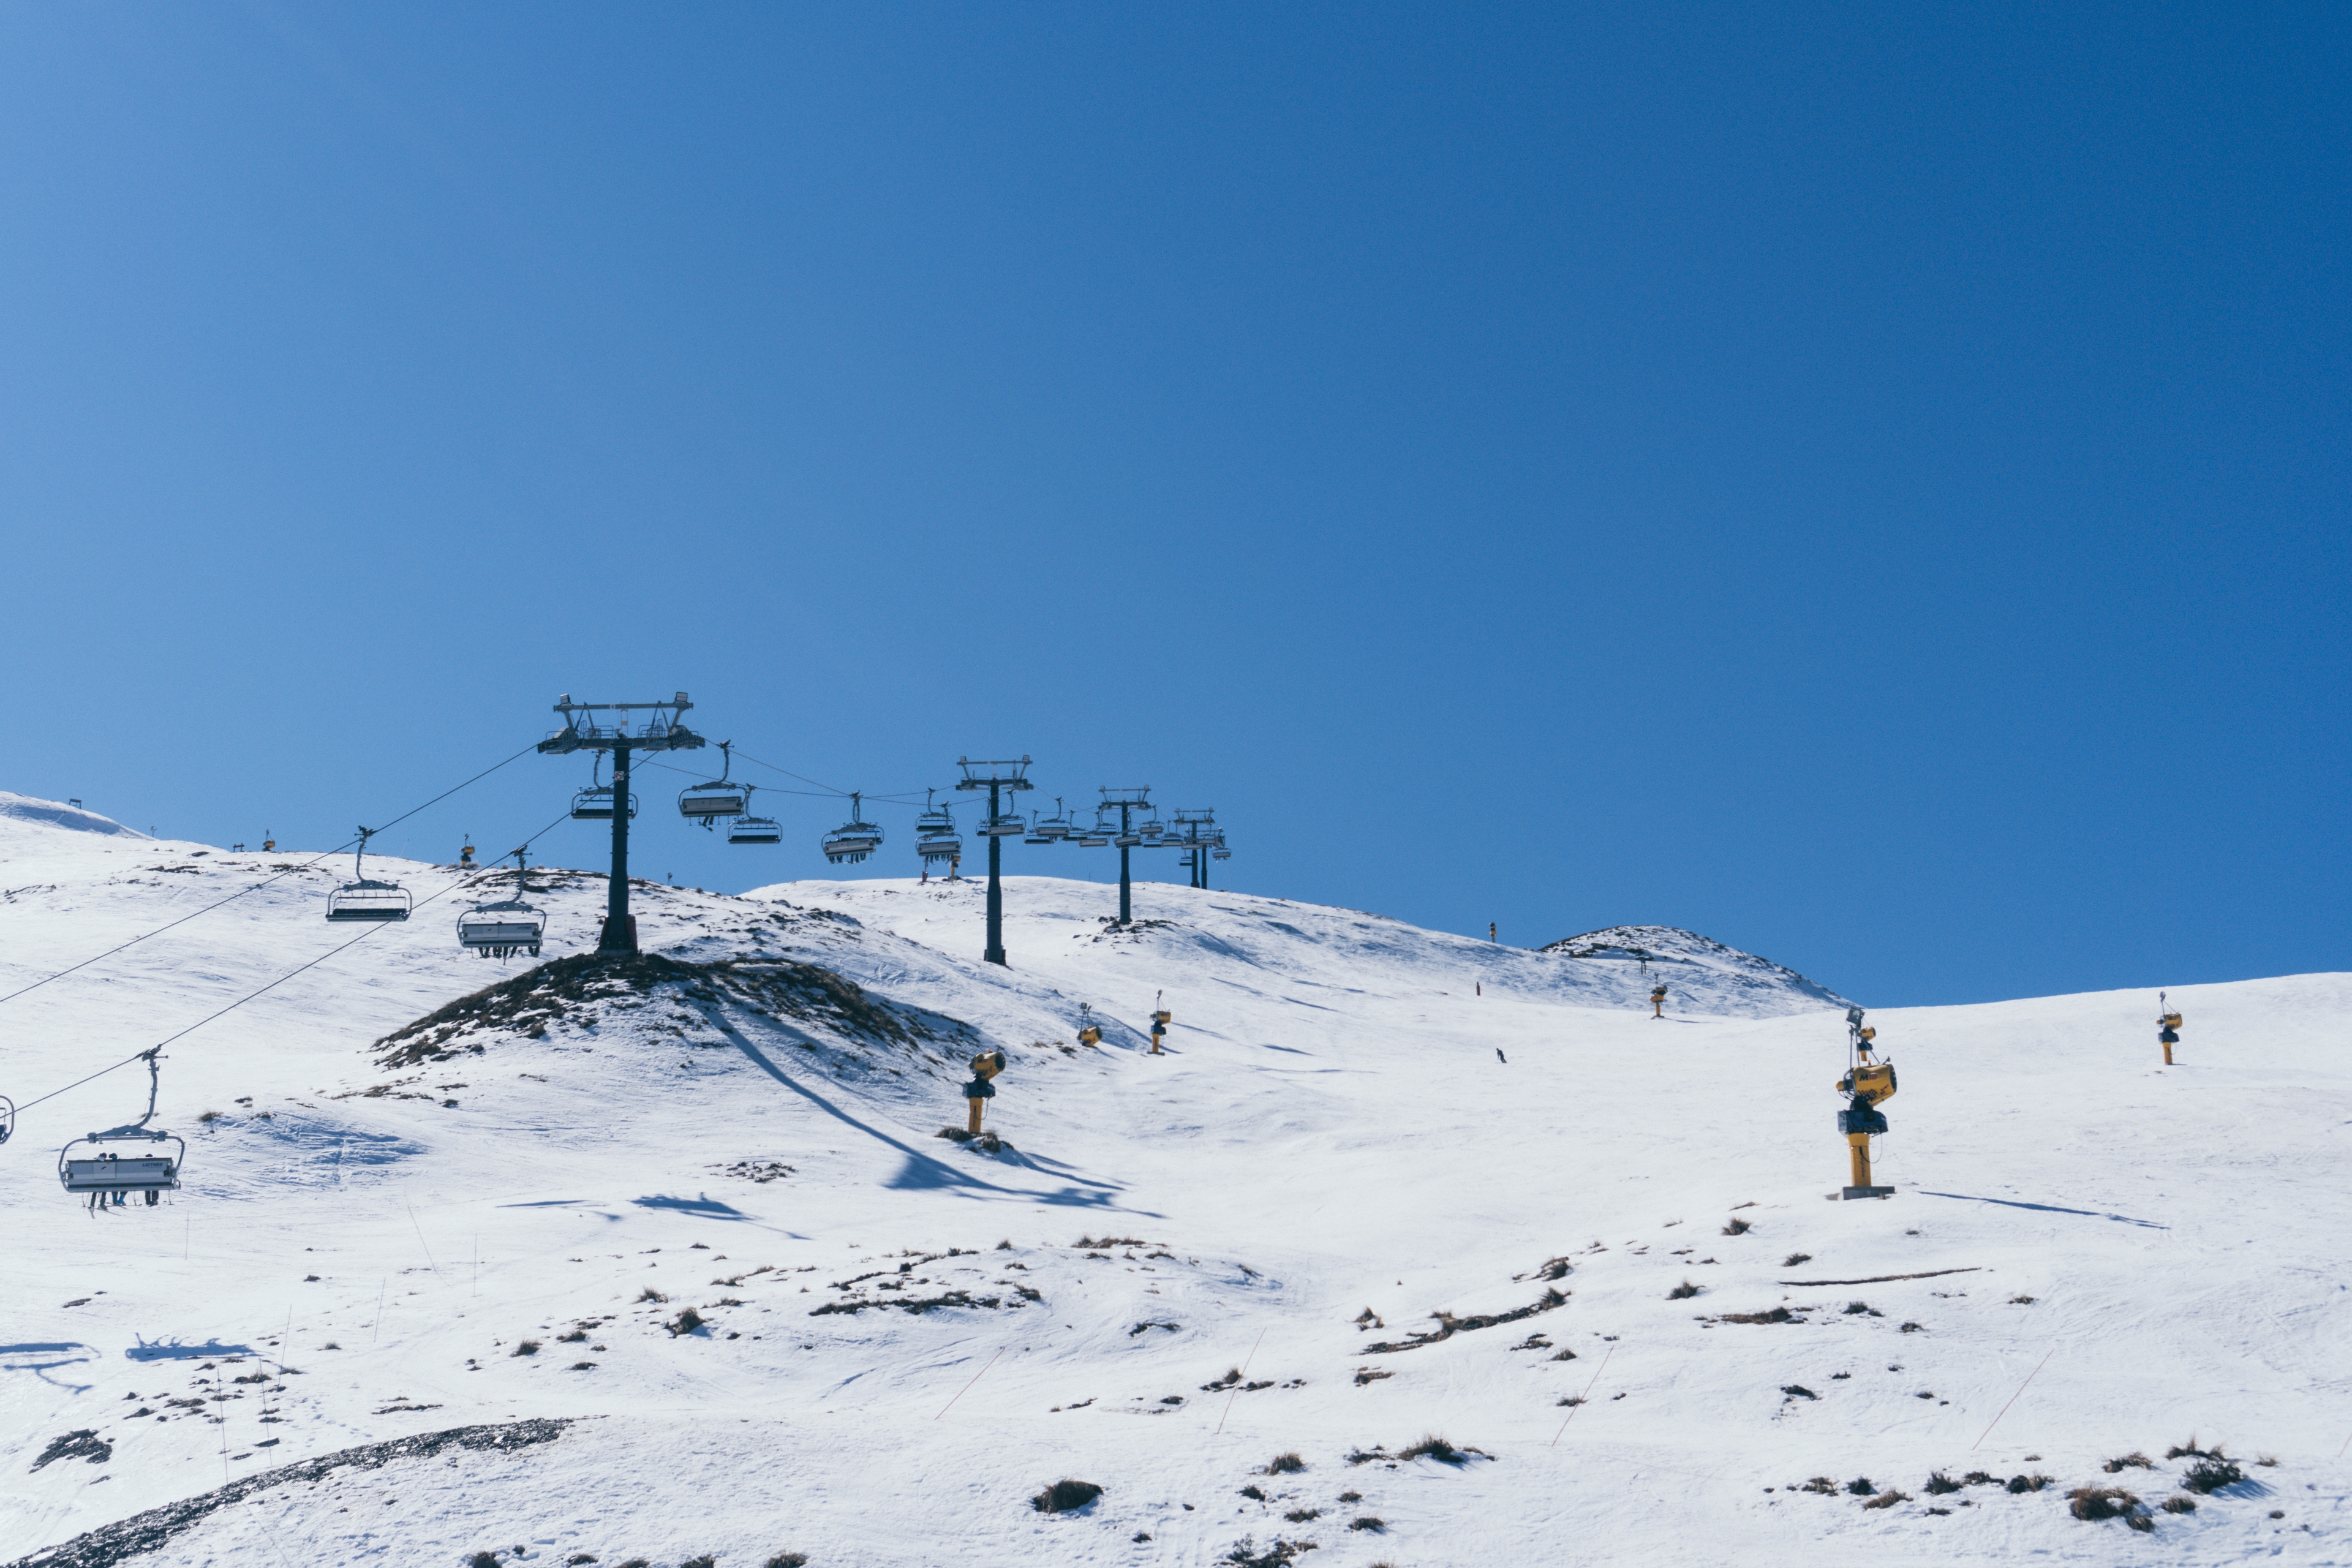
[1841,1185,1896,1200]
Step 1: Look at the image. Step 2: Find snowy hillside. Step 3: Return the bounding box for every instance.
[0,793,149,839]
[1,804,2345,1567]
[1542,923,1852,1010]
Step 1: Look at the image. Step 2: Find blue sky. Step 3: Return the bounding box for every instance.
[1,4,2342,1006]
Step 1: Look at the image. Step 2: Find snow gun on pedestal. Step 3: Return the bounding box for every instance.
[2158,993,2182,1066]
[1650,983,1668,1019]
[1150,991,1172,1055]
[1837,1006,1896,1200]
[963,1050,1007,1137]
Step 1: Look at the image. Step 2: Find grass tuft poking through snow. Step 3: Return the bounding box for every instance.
[1667,1281,1701,1300]
[1722,1217,1752,1236]
[1262,1451,1306,1474]
[1033,1479,1104,1513]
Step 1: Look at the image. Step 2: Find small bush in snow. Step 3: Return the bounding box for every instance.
[2180,1457,2244,1494]
[1923,1471,1961,1494]
[2067,1486,2139,1521]
[1033,1478,1104,1513]
[2103,1452,2154,1473]
[1264,1452,1305,1474]
[1349,1516,1387,1532]
[1667,1281,1701,1300]
[2161,1496,2197,1514]
[1861,1490,1908,1510]
[1398,1434,1485,1466]
[1722,1217,1752,1235]
[1782,1253,1812,1267]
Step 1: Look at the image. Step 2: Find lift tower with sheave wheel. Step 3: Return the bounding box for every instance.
[955,756,1034,966]
[537,693,705,956]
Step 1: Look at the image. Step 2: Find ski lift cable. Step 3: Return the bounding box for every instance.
[0,741,540,1011]
[7,801,576,1124]
[631,755,927,806]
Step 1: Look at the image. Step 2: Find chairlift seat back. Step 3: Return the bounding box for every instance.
[679,785,750,818]
[327,881,412,921]
[731,817,782,845]
[62,1155,179,1194]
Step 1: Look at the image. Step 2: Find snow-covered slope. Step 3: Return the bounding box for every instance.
[0,791,149,839]
[1543,922,1853,1009]
[0,812,2344,1567]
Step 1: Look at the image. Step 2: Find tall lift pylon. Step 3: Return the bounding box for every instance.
[537,693,704,956]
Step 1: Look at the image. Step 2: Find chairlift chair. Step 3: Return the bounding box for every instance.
[57,1052,182,1211]
[1113,820,1145,847]
[1035,798,1073,841]
[1077,812,1114,847]
[679,741,752,826]
[456,849,546,959]
[821,793,886,864]
[570,756,638,820]
[729,814,782,845]
[325,827,412,922]
[0,1091,14,1147]
[917,829,963,864]
[916,790,954,836]
[980,809,1027,837]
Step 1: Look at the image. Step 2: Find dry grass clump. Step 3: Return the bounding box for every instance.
[510,1340,540,1357]
[1923,1471,1962,1494]
[1718,1306,1798,1324]
[2103,1452,2153,1473]
[1263,1451,1306,1474]
[1844,1477,1876,1496]
[1800,1477,1839,1494]
[1782,1253,1812,1267]
[2068,1486,2139,1521]
[1033,1478,1104,1513]
[1861,1489,1909,1510]
[1398,1434,1486,1466]
[2179,1457,2244,1494]
[1723,1217,1752,1235]
[1352,1368,1393,1385]
[2006,1473,2054,1494]
[636,1286,667,1304]
[1843,1301,1880,1316]
[1667,1281,1701,1300]
[1348,1517,1387,1532]
[2160,1496,2196,1514]
[1239,1484,1268,1501]
[665,1307,704,1337]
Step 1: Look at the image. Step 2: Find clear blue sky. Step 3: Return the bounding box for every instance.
[1,4,2342,1006]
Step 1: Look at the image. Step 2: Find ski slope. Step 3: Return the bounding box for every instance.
[0,796,2344,1567]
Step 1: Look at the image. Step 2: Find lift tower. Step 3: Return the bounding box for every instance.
[537,693,704,956]
[1097,786,1154,924]
[956,756,1034,965]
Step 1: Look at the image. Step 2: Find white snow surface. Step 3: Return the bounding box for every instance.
[0,793,148,839]
[0,807,2344,1567]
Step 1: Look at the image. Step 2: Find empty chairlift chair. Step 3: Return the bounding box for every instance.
[58,1051,183,1211]
[1035,798,1074,842]
[456,850,546,959]
[325,827,412,922]
[678,741,752,827]
[1077,812,1114,847]
[821,793,885,864]
[729,809,782,845]
[571,755,638,820]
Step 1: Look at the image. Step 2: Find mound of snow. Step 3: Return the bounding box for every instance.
[0,790,149,839]
[1542,922,1852,1009]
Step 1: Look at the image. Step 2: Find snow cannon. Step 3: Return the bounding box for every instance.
[1150,990,1172,1055]
[1836,1007,1896,1200]
[1650,982,1668,1019]
[963,1049,1008,1137]
[2158,993,2182,1066]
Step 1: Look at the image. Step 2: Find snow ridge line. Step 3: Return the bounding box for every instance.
[6,1418,572,1568]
